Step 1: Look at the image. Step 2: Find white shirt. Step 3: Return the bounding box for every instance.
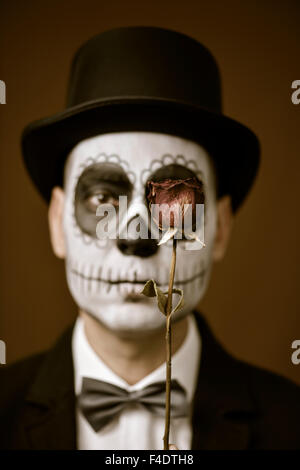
[72,313,201,450]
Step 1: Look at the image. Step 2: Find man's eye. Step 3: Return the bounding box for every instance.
[84,192,119,212]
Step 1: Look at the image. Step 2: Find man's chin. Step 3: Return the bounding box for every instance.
[95,302,165,334]
[79,299,190,338]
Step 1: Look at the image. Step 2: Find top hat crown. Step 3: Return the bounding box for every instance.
[21,26,260,211]
[66,26,222,112]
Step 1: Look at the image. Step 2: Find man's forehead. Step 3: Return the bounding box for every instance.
[64,131,214,185]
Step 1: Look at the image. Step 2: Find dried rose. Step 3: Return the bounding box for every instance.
[141,177,204,450]
[146,177,205,245]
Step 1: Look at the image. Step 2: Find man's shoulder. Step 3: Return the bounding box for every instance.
[0,351,48,448]
[242,357,300,410]
[241,358,300,400]
[0,325,75,449]
[234,357,300,447]
[196,311,300,410]
[0,323,75,410]
[0,351,47,408]
[196,311,300,448]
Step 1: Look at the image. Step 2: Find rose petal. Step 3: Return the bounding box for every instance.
[147,177,205,234]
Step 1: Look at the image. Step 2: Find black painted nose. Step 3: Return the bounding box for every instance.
[117,214,159,257]
[117,238,159,257]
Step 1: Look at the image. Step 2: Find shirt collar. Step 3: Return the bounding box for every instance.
[72,313,201,404]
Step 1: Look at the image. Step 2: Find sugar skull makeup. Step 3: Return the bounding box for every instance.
[63,132,217,334]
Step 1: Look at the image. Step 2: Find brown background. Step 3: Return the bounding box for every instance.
[0,0,299,384]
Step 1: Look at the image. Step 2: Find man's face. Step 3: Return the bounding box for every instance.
[63,132,218,334]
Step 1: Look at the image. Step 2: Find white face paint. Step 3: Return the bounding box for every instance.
[63,132,217,335]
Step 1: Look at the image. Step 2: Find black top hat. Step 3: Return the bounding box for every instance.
[21,26,260,211]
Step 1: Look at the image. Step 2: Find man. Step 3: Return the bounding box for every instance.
[1,26,299,450]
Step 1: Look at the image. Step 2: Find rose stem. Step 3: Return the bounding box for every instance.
[163,237,177,450]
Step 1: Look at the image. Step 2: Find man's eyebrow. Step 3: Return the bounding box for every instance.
[78,163,132,186]
[148,163,201,182]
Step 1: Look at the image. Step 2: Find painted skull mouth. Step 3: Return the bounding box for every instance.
[124,292,144,302]
[70,267,205,288]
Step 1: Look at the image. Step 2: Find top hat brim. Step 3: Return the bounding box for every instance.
[21,96,260,212]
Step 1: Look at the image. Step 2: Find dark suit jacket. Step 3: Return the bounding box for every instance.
[0,311,299,450]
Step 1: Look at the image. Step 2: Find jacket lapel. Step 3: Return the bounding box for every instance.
[191,311,258,449]
[16,311,258,449]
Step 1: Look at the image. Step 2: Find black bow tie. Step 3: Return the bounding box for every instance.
[78,377,189,432]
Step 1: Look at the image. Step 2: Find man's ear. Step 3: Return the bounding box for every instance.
[48,186,66,259]
[212,194,233,261]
